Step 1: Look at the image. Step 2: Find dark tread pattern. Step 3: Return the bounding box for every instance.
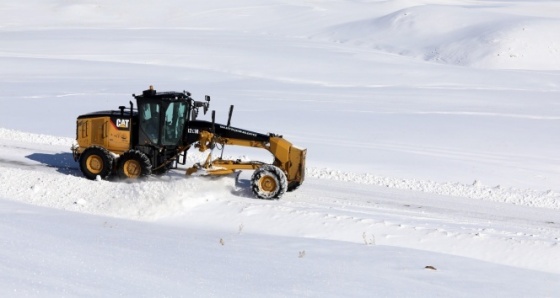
[251,164,288,200]
[79,145,114,180]
[117,150,152,179]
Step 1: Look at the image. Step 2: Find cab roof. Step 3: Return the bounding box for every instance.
[133,88,189,102]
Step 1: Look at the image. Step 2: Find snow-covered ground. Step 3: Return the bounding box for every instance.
[1,0,559,296]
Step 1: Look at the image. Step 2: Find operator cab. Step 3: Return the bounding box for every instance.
[134,86,191,148]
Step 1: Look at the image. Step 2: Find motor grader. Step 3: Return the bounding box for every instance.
[71,86,306,199]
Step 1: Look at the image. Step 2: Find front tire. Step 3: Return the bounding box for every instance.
[117,150,152,179]
[251,165,288,200]
[79,146,114,180]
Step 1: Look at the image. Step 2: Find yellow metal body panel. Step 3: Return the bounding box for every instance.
[270,137,306,184]
[189,132,306,185]
[76,116,131,155]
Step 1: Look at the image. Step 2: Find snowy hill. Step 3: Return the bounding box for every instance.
[317,3,560,69]
[1,0,559,296]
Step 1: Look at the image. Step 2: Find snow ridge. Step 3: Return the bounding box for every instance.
[308,168,560,210]
[0,127,73,146]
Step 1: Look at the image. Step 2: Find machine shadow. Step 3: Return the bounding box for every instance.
[26,152,81,176]
[232,176,256,198]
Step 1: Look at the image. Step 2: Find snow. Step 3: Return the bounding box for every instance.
[1,0,560,296]
[316,3,560,69]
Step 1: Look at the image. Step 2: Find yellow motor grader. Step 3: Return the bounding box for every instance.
[71,86,305,200]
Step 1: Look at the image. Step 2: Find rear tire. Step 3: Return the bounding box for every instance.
[251,165,288,200]
[117,150,152,179]
[79,146,114,180]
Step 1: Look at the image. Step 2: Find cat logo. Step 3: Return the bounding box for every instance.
[116,119,130,129]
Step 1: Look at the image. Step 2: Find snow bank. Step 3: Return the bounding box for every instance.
[308,167,560,210]
[0,165,234,220]
[0,127,73,146]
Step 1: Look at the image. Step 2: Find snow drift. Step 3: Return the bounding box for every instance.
[317,4,560,69]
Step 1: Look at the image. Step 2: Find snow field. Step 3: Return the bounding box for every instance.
[1,128,559,276]
[1,0,560,296]
[2,198,557,297]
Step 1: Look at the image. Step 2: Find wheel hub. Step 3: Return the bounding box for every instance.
[86,155,103,174]
[260,176,277,192]
[124,160,141,178]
